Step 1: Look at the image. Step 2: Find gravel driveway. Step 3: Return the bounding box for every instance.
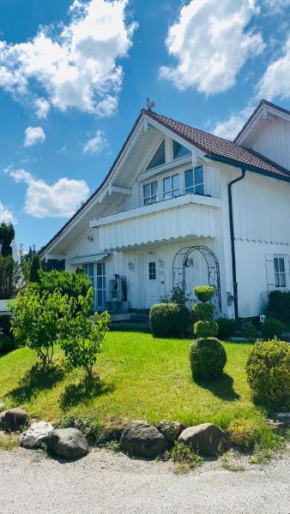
[0,448,289,514]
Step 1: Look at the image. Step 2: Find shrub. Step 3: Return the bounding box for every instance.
[0,314,12,338]
[242,321,258,340]
[261,318,284,340]
[194,320,218,338]
[194,286,215,304]
[167,286,191,306]
[0,255,21,300]
[246,339,290,411]
[0,334,16,356]
[193,303,214,321]
[189,337,227,378]
[36,270,92,300]
[217,318,237,340]
[150,303,191,338]
[267,290,290,323]
[228,418,258,449]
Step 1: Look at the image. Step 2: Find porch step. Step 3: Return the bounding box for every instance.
[130,310,150,323]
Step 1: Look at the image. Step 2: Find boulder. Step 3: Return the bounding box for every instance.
[0,408,29,432]
[20,422,54,449]
[157,420,184,442]
[121,421,169,459]
[178,423,229,457]
[46,428,89,459]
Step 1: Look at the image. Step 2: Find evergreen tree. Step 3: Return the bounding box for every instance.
[29,254,41,283]
[0,223,15,257]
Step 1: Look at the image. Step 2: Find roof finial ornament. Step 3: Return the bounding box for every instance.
[146,98,156,111]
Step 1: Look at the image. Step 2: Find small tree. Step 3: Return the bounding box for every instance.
[10,288,67,367]
[29,254,41,282]
[59,292,110,379]
[0,255,21,299]
[0,223,15,257]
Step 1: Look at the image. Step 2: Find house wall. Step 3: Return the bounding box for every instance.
[252,117,290,171]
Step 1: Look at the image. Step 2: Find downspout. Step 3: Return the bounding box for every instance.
[228,167,247,320]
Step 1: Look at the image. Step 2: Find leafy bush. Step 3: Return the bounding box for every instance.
[166,286,191,306]
[228,418,258,449]
[217,318,237,340]
[246,339,290,411]
[0,314,12,338]
[150,303,191,338]
[194,320,218,338]
[36,270,92,300]
[194,286,215,304]
[267,290,290,323]
[242,321,258,340]
[189,337,227,378]
[261,318,284,340]
[0,334,16,356]
[171,441,203,473]
[0,255,21,300]
[193,303,214,321]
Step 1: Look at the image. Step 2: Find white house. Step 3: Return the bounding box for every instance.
[40,100,290,319]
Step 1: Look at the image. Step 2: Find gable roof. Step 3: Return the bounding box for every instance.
[40,105,290,257]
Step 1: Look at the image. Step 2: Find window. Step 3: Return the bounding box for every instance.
[163,174,180,200]
[83,263,95,289]
[173,140,191,160]
[146,140,165,170]
[143,181,158,205]
[274,257,286,288]
[97,262,106,308]
[185,166,204,195]
[149,262,156,280]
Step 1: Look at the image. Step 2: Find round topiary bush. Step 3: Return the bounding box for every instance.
[194,286,215,304]
[246,339,290,411]
[150,303,191,338]
[194,320,218,338]
[189,338,227,378]
[261,317,284,340]
[193,302,214,321]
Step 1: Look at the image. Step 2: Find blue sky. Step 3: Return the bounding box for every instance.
[1,0,290,250]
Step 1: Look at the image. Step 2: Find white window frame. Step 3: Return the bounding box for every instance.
[274,255,287,289]
[148,261,157,280]
[143,180,158,205]
[184,166,204,195]
[163,173,180,200]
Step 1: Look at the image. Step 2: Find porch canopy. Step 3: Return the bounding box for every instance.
[69,252,110,265]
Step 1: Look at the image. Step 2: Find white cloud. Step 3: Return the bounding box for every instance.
[83,129,108,155]
[0,202,17,224]
[24,126,46,148]
[257,35,290,100]
[159,0,264,95]
[0,0,137,117]
[35,98,50,119]
[212,105,255,140]
[262,0,290,13]
[6,168,89,218]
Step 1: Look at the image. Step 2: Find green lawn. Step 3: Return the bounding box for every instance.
[0,331,263,429]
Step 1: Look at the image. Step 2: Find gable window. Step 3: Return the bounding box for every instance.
[173,140,191,160]
[163,174,180,200]
[185,166,204,195]
[143,181,158,205]
[148,262,156,280]
[274,257,286,288]
[146,140,165,170]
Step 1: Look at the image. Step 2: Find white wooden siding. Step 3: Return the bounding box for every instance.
[252,117,290,170]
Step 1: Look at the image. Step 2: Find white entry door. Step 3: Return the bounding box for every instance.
[145,253,160,308]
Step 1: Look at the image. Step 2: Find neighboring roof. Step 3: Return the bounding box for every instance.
[40,104,290,257]
[234,99,290,143]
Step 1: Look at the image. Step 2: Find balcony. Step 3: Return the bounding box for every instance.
[89,193,220,251]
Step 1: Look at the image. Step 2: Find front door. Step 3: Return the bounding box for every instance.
[145,253,159,308]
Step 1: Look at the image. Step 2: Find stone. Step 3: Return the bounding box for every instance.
[20,422,54,449]
[121,421,169,459]
[178,423,229,457]
[0,408,29,432]
[157,420,184,442]
[267,419,288,436]
[46,428,89,459]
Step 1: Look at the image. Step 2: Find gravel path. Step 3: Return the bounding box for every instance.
[0,448,289,514]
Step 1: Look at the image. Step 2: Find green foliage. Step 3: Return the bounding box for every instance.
[194,286,215,303]
[168,286,191,306]
[217,318,237,340]
[171,441,203,474]
[149,303,191,338]
[59,293,110,378]
[57,414,103,446]
[189,337,227,379]
[0,255,21,300]
[37,270,92,300]
[0,223,15,257]
[247,339,290,411]
[193,302,214,321]
[10,288,68,367]
[242,321,258,340]
[29,255,41,283]
[0,334,16,356]
[194,320,218,338]
[228,418,258,449]
[0,314,12,338]
[267,290,290,323]
[261,318,284,340]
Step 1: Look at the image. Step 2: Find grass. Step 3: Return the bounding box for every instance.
[0,332,267,432]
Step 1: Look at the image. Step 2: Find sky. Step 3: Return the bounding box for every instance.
[1,0,290,250]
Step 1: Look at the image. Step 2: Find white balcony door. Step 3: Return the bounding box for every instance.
[145,253,160,308]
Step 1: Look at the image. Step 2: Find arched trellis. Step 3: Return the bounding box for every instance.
[172,246,222,312]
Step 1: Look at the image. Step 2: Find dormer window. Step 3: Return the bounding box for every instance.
[146,140,165,170]
[185,166,204,195]
[173,140,191,160]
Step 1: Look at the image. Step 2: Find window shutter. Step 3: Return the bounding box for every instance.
[265,254,275,291]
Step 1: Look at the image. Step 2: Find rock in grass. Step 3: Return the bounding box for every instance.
[0,408,29,432]
[157,420,184,442]
[46,428,89,459]
[178,423,229,457]
[121,421,169,459]
[20,422,54,449]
